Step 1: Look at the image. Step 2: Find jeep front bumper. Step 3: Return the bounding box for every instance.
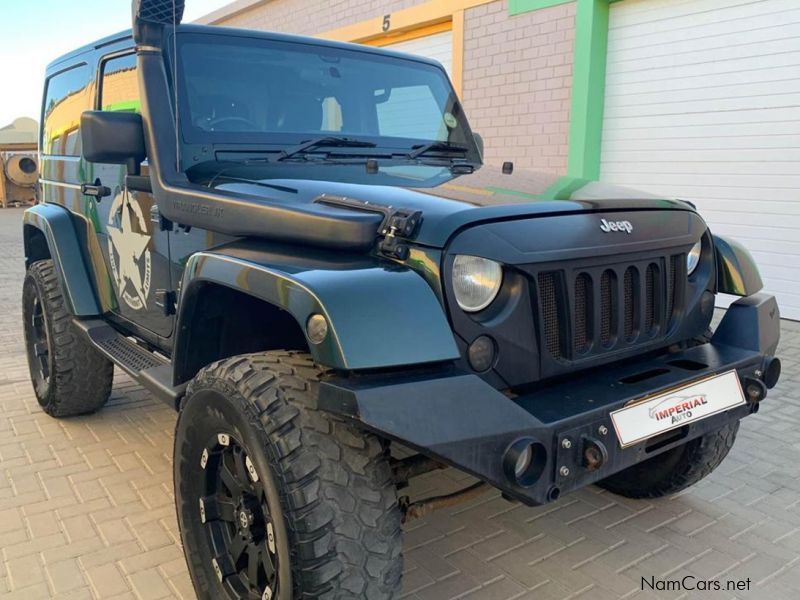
[318,293,781,506]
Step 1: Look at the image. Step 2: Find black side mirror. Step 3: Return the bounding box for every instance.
[81,111,146,173]
[473,132,484,160]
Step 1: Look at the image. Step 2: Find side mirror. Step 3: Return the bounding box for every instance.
[473,132,484,160]
[81,111,146,173]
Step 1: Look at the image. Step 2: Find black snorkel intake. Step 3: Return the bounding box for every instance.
[126,0,384,250]
[132,0,185,46]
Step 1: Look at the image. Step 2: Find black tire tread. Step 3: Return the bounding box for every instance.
[24,260,114,417]
[185,350,402,599]
[598,421,739,499]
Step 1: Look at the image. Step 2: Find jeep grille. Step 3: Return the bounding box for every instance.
[532,252,685,363]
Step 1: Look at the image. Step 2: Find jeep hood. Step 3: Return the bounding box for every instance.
[210,167,693,248]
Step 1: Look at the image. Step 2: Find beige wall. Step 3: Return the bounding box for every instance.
[462,0,574,173]
[212,0,576,175]
[216,0,425,36]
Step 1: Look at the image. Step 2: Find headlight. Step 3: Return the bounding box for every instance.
[687,239,702,275]
[452,255,503,312]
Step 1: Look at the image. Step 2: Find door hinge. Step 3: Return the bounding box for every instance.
[154,289,177,316]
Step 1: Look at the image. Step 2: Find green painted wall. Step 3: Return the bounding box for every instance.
[567,0,609,180]
[508,0,575,14]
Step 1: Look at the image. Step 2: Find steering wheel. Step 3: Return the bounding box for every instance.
[205,116,260,132]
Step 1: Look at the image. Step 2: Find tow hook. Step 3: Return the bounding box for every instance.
[742,376,767,405]
[582,437,608,472]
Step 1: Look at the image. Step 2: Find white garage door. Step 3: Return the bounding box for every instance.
[600,0,800,320]
[384,30,453,78]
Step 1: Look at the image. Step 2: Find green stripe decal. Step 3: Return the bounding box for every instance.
[567,0,609,180]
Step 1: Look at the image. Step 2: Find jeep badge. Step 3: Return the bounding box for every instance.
[600,218,633,234]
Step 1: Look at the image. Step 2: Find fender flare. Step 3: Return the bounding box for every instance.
[713,234,763,296]
[174,250,459,377]
[23,204,100,316]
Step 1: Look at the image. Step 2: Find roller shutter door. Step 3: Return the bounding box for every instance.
[600,0,800,319]
[384,30,453,78]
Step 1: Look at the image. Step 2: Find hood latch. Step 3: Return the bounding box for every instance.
[315,194,423,260]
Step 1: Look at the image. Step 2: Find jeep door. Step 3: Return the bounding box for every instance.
[88,50,175,339]
[40,60,127,322]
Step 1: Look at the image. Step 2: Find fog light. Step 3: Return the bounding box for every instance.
[514,445,532,479]
[306,314,328,345]
[504,439,546,487]
[467,336,495,372]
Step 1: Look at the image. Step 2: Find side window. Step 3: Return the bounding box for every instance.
[375,85,447,140]
[42,64,92,156]
[100,54,140,113]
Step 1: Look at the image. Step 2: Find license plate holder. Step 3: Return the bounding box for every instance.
[610,370,745,448]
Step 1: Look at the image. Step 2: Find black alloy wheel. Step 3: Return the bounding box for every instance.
[24,292,51,396]
[199,432,279,599]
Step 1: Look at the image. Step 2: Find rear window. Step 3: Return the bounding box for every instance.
[42,64,92,156]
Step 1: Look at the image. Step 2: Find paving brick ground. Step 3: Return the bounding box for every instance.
[1,207,798,599]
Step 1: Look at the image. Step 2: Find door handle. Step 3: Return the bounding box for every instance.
[81,179,111,200]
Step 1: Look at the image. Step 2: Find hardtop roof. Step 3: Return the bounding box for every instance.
[46,23,443,75]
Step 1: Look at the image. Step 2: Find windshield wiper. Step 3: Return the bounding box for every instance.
[277,136,377,161]
[407,141,470,160]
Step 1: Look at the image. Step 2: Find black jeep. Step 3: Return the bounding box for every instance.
[22,1,781,598]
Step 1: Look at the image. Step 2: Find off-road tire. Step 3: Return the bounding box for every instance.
[174,351,402,600]
[598,421,739,498]
[22,260,114,417]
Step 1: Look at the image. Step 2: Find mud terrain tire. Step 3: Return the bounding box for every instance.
[22,260,114,417]
[174,350,402,599]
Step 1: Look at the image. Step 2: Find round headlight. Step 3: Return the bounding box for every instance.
[452,255,503,312]
[687,240,702,275]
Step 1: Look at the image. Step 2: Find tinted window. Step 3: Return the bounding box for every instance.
[176,34,473,149]
[42,64,92,156]
[101,54,140,113]
[376,85,447,140]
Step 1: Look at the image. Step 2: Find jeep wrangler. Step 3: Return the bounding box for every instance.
[23,1,781,598]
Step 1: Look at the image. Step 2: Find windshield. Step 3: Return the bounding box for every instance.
[175,32,478,158]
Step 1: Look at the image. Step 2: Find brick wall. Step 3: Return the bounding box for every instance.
[462,0,575,173]
[215,0,425,36]
[213,0,577,175]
